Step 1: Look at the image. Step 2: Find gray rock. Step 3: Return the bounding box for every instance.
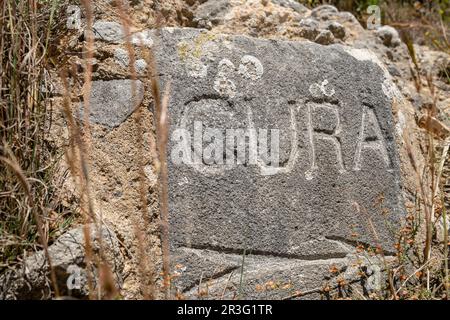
[78,79,144,128]
[90,21,124,43]
[387,64,401,77]
[197,19,213,30]
[315,29,335,45]
[271,0,308,14]
[338,11,360,24]
[298,18,320,40]
[0,225,123,299]
[134,59,148,74]
[299,18,319,29]
[114,48,130,68]
[89,21,153,47]
[194,0,231,26]
[150,28,405,298]
[113,49,147,74]
[130,29,154,47]
[177,249,389,299]
[310,5,360,31]
[311,4,339,18]
[327,21,346,40]
[376,26,401,47]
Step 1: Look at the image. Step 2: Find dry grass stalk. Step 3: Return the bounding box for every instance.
[143,47,172,299]
[115,0,157,299]
[0,0,70,297]
[66,0,120,299]
[59,69,96,298]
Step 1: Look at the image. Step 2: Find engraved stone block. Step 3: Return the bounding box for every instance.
[150,28,405,298]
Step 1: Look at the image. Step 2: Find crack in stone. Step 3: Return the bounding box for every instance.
[180,243,350,261]
[183,94,233,106]
[181,265,240,294]
[325,235,396,256]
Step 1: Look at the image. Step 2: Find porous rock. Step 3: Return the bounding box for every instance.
[0,225,123,300]
[78,79,144,128]
[376,26,401,47]
[148,28,406,298]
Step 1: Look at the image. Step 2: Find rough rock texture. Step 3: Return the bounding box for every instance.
[78,79,144,128]
[146,28,406,298]
[0,225,123,300]
[193,0,450,205]
[35,0,449,299]
[194,0,233,26]
[376,26,401,48]
[91,21,125,43]
[174,248,390,299]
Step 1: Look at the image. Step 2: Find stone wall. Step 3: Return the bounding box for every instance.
[7,0,449,300]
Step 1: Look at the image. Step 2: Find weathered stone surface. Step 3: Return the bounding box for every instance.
[91,21,125,43]
[327,21,346,40]
[376,26,401,47]
[149,28,405,297]
[114,48,130,68]
[194,0,231,26]
[175,249,388,299]
[90,21,154,47]
[271,0,308,14]
[298,18,320,40]
[315,29,335,45]
[79,79,144,128]
[48,0,449,300]
[0,225,123,299]
[311,4,339,17]
[130,29,154,47]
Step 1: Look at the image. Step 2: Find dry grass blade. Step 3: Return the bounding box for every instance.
[0,0,70,298]
[157,80,172,299]
[140,28,173,298]
[116,0,156,299]
[78,0,119,300]
[417,114,450,140]
[0,153,59,297]
[0,156,31,196]
[144,45,173,298]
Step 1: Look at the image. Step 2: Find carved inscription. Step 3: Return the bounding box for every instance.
[155,30,405,280]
